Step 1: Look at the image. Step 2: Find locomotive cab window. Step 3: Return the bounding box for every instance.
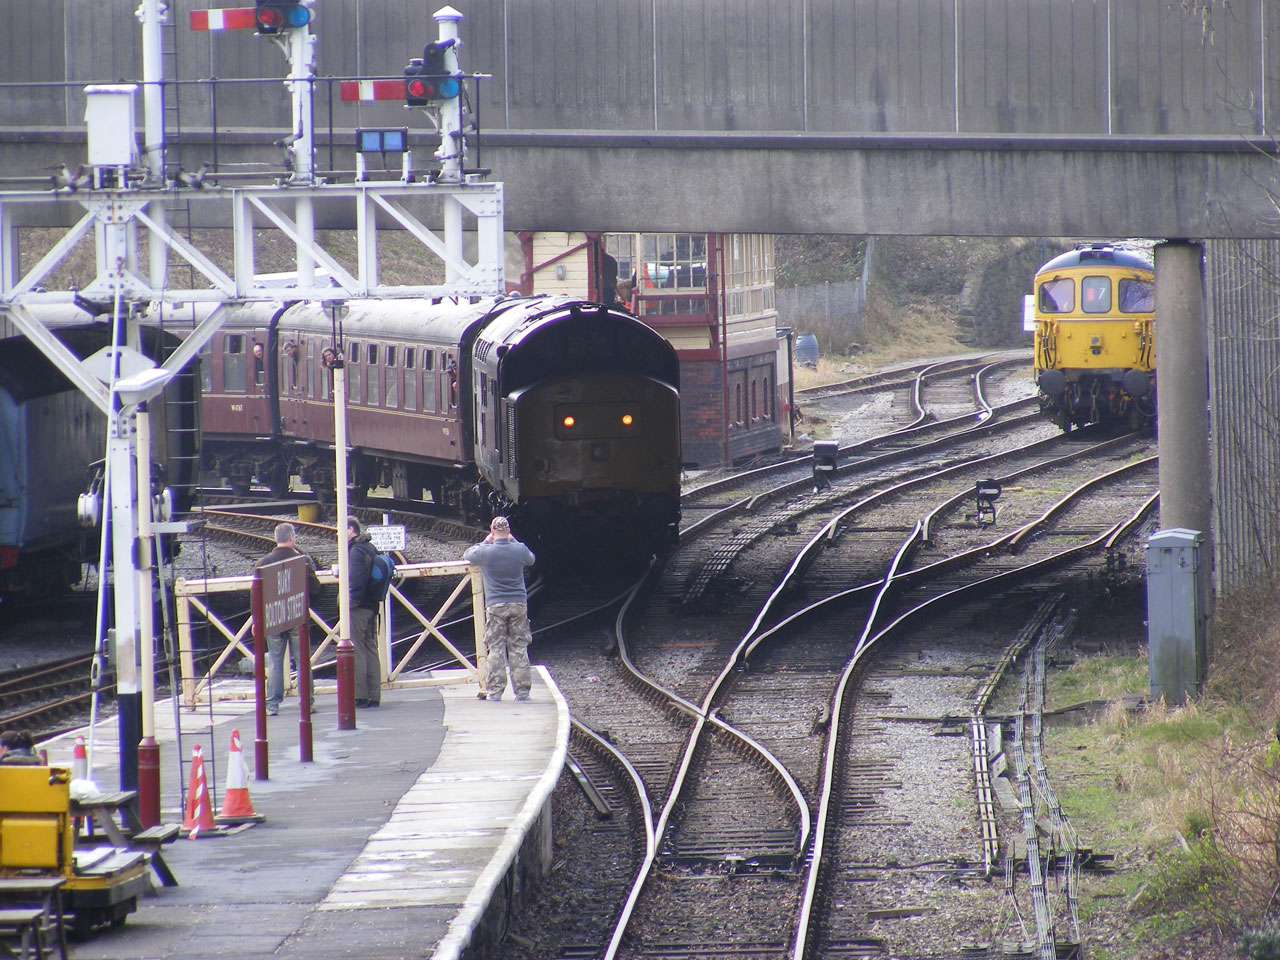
[1038,278,1074,314]
[1119,278,1155,313]
[1081,276,1112,313]
[224,335,247,392]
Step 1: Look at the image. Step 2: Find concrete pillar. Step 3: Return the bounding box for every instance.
[1154,241,1211,544]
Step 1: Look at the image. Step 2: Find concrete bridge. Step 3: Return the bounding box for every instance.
[0,0,1277,238]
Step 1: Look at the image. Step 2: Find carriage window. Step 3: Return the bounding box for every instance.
[404,349,417,412]
[199,341,212,393]
[320,343,331,400]
[252,342,265,385]
[424,350,434,371]
[1038,278,1074,314]
[224,335,247,392]
[306,342,315,398]
[1119,278,1155,313]
[348,343,361,404]
[364,344,379,406]
[1081,276,1112,313]
[385,346,398,409]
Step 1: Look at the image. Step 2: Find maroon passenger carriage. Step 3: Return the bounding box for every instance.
[200,295,682,553]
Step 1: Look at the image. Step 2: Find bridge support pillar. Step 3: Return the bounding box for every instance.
[1154,240,1213,597]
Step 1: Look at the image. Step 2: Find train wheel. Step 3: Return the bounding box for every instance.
[266,463,290,498]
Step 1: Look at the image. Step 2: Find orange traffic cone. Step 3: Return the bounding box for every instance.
[217,729,263,825]
[71,736,87,780]
[182,744,216,838]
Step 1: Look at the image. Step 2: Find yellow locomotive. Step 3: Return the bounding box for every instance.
[1032,245,1156,430]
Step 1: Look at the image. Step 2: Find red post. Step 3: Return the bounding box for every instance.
[337,636,356,730]
[137,737,160,827]
[251,573,269,779]
[298,610,313,761]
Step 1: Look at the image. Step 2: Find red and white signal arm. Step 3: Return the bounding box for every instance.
[340,80,409,102]
[189,7,259,30]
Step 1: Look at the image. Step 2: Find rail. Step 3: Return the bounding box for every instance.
[174,559,483,707]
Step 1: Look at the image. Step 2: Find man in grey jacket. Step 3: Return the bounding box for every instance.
[463,516,536,701]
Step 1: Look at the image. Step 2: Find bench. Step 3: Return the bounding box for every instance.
[0,908,47,960]
[0,877,67,960]
[127,825,181,887]
[73,792,179,888]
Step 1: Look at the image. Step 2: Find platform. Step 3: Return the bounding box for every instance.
[36,667,568,960]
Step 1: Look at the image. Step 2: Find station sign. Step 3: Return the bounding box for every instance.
[258,555,309,634]
[367,524,407,552]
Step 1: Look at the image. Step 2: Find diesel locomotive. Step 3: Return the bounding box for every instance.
[1032,245,1156,430]
[200,295,682,552]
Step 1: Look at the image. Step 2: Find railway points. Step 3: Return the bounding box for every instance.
[33,667,567,960]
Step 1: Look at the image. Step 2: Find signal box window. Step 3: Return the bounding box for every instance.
[224,335,247,392]
[385,346,398,409]
[1038,278,1074,314]
[1119,278,1155,313]
[348,343,361,404]
[1081,276,1112,313]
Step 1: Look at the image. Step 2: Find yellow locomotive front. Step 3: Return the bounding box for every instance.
[1033,245,1155,430]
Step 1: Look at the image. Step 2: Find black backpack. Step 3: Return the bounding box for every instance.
[364,552,395,605]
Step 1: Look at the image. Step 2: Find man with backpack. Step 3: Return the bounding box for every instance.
[346,517,383,708]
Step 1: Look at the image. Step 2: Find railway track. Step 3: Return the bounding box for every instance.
[521,375,1155,959]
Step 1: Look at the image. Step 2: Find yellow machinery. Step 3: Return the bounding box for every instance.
[0,766,149,939]
[1032,244,1156,430]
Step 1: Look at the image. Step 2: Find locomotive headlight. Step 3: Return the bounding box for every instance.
[562,416,576,428]
[621,414,634,426]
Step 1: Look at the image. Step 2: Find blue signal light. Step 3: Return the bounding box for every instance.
[285,5,311,27]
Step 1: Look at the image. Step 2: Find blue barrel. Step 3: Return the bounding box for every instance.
[796,333,819,368]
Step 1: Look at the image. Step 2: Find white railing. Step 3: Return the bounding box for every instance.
[174,560,486,708]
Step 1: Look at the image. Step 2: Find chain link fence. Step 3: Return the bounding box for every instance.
[775,278,867,353]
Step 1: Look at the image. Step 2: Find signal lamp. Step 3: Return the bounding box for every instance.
[404,38,460,105]
[562,416,575,428]
[621,414,633,426]
[255,0,310,34]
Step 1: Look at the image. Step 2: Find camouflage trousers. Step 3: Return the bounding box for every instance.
[483,602,532,699]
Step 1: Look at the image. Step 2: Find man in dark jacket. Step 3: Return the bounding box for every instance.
[463,516,536,701]
[346,517,381,708]
[256,522,322,716]
[0,730,42,764]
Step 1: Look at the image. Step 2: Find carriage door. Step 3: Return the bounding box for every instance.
[278,334,305,439]
[247,329,272,435]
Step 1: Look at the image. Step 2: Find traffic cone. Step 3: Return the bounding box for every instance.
[71,736,87,780]
[182,744,216,839]
[217,729,264,825]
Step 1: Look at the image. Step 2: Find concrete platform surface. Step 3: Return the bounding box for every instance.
[36,667,568,960]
